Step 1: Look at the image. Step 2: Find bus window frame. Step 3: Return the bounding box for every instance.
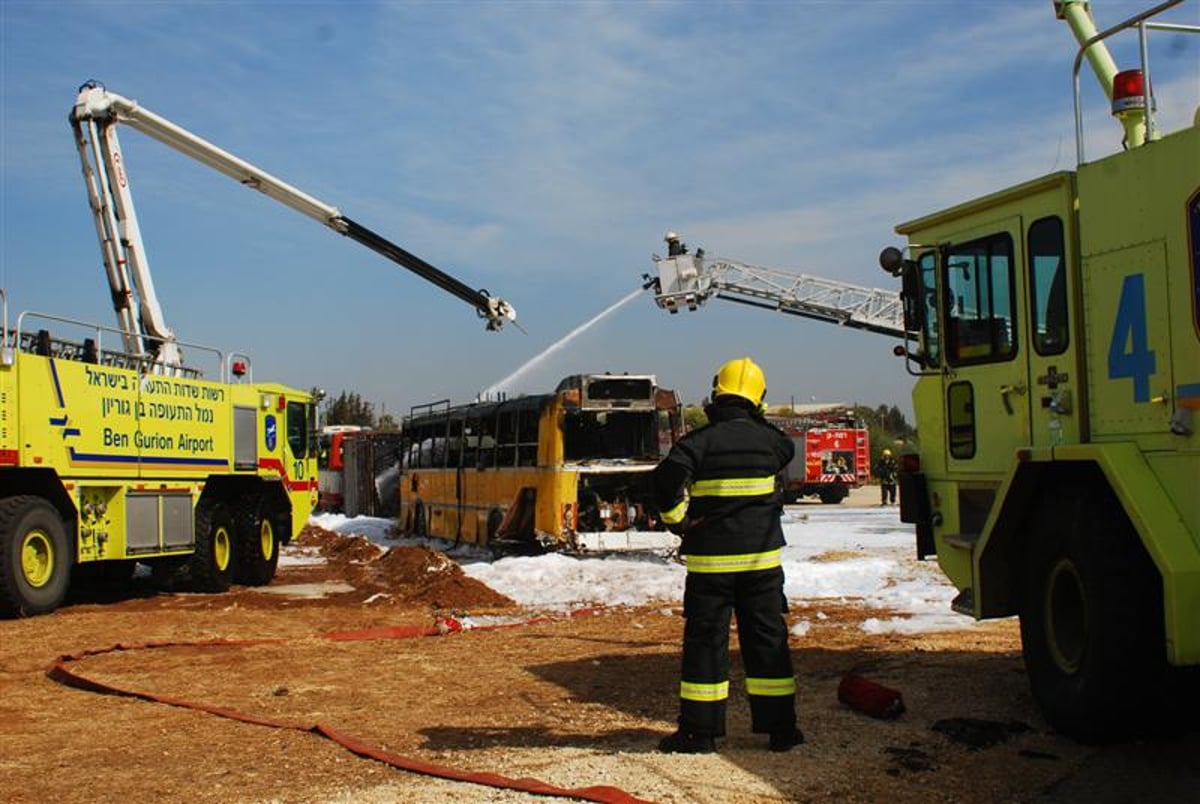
[517,406,539,467]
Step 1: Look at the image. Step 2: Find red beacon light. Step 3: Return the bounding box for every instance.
[1111,69,1150,114]
[231,359,247,378]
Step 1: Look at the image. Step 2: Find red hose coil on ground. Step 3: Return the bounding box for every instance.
[46,608,652,804]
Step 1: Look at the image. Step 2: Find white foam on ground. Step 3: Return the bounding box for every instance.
[303,506,973,632]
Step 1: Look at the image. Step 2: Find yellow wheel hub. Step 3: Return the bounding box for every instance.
[214,525,232,572]
[1045,557,1087,674]
[259,518,275,561]
[21,529,54,588]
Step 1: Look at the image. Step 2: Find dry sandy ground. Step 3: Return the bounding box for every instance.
[1,488,1196,803]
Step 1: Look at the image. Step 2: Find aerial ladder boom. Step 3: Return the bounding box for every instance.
[70,81,517,370]
[648,232,904,338]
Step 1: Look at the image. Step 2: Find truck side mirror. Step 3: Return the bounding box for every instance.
[900,267,923,334]
[879,246,906,277]
[881,246,924,335]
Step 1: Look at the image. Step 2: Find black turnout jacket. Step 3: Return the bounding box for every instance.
[652,401,794,560]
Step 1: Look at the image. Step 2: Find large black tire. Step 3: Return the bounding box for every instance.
[819,486,848,505]
[1018,492,1169,742]
[235,497,280,587]
[148,557,187,589]
[188,502,236,592]
[0,496,72,617]
[72,559,137,599]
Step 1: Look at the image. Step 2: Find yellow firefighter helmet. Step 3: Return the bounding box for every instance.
[882,448,893,456]
[712,357,767,406]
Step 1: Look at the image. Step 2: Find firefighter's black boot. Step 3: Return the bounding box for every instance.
[657,730,717,754]
[768,727,805,752]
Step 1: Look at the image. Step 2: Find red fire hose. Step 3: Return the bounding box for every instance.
[46,609,652,804]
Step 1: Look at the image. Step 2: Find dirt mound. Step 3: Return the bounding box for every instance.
[295,523,380,557]
[364,546,515,611]
[323,533,384,564]
[289,524,514,611]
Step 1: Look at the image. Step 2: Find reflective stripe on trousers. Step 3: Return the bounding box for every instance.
[680,677,794,702]
[745,676,796,696]
[680,680,729,702]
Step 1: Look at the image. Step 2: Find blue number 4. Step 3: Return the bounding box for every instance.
[1107,273,1157,403]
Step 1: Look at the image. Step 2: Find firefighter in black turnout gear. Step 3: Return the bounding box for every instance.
[653,357,804,754]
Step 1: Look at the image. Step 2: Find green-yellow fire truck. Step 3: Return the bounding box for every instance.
[647,0,1197,742]
[881,0,1199,739]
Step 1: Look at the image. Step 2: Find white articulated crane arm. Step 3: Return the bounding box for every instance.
[647,233,904,338]
[70,81,517,371]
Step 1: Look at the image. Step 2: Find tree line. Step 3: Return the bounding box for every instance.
[318,390,399,431]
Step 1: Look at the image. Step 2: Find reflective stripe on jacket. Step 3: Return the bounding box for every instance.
[652,402,793,563]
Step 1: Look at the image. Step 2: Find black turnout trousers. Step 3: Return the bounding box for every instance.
[679,565,796,737]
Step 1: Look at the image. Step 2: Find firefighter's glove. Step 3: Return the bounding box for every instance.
[665,515,702,537]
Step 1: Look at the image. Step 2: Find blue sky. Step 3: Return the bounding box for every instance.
[2,1,1197,421]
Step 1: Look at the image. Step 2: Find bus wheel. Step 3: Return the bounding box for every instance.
[189,502,236,592]
[1018,503,1165,742]
[236,499,279,587]
[0,496,71,617]
[486,508,505,543]
[412,499,427,537]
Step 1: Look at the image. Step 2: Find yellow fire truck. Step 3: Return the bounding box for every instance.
[0,83,516,616]
[879,0,1199,740]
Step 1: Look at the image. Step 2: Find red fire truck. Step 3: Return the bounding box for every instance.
[317,426,405,516]
[768,408,869,504]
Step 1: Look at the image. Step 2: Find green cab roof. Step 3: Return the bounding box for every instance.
[895,171,1076,237]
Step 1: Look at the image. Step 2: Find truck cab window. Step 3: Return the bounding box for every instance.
[918,252,941,367]
[1028,216,1068,355]
[947,381,976,459]
[286,401,308,457]
[943,233,1017,365]
[1190,191,1200,336]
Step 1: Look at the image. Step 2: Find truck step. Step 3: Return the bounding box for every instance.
[951,589,975,616]
[942,532,980,550]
